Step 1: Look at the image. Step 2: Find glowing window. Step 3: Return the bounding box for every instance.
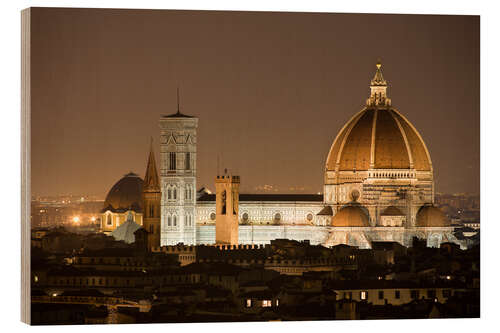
[262,300,272,307]
[360,291,367,300]
[246,299,252,308]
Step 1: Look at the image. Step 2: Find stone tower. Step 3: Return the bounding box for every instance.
[142,139,161,249]
[159,91,198,245]
[215,173,240,245]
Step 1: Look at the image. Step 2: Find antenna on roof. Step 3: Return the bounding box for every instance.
[217,155,220,176]
[177,87,180,113]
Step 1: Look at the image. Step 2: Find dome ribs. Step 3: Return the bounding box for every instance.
[390,110,414,169]
[369,109,378,168]
[374,109,410,169]
[325,109,365,171]
[338,109,374,171]
[391,110,432,172]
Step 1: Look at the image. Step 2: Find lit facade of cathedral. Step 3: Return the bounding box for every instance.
[101,63,457,249]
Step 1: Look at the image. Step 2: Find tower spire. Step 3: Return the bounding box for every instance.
[143,138,160,192]
[177,87,180,114]
[367,59,391,107]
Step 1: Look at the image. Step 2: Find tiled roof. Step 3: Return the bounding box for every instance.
[197,193,323,202]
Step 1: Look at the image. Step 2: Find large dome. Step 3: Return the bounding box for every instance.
[325,62,432,173]
[102,172,144,213]
[326,108,432,172]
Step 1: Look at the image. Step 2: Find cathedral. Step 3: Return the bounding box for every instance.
[100,62,457,249]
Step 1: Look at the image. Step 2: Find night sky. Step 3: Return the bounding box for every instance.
[30,8,479,197]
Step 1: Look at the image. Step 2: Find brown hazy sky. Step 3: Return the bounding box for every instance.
[30,8,480,197]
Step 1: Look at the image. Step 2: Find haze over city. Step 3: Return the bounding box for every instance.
[30,9,479,197]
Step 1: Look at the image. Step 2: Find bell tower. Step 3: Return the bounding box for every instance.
[215,172,240,245]
[159,89,198,245]
[142,139,161,249]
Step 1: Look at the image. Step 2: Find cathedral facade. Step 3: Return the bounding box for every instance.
[101,63,457,249]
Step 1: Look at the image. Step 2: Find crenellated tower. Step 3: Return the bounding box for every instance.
[215,172,240,245]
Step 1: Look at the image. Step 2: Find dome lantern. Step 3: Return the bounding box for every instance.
[367,60,391,107]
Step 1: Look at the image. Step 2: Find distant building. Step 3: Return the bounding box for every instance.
[100,172,144,233]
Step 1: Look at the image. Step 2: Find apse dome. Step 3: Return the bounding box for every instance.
[381,206,405,216]
[416,205,450,227]
[325,62,432,173]
[102,172,144,213]
[332,205,370,227]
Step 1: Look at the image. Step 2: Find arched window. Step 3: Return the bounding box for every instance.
[168,187,172,200]
[173,215,177,226]
[149,204,154,218]
[173,187,177,200]
[274,213,281,223]
[107,214,112,226]
[167,215,171,226]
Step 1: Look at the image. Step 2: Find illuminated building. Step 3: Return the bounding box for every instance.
[102,62,458,248]
[100,172,144,233]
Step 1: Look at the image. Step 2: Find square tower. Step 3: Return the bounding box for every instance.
[215,174,240,245]
[159,110,198,246]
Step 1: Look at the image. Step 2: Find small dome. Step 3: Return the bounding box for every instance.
[381,206,404,216]
[332,205,370,227]
[416,206,450,227]
[102,172,143,213]
[317,206,334,216]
